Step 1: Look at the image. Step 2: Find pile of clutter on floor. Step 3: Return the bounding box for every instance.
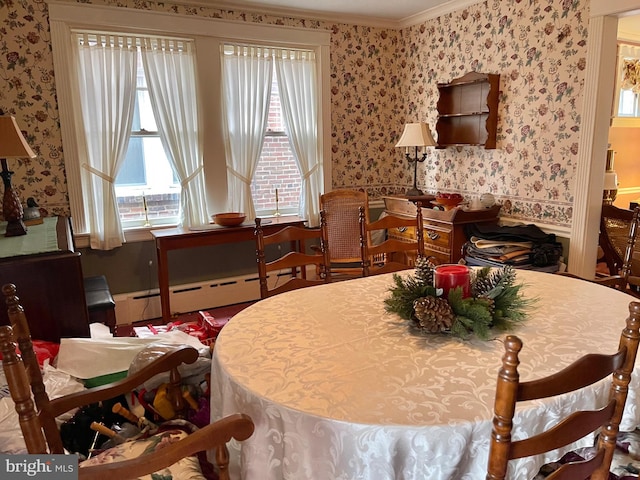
[0,312,227,458]
[463,222,564,272]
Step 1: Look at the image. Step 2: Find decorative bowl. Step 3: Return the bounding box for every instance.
[433,194,464,210]
[213,212,246,227]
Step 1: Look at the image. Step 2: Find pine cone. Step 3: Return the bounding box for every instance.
[472,266,517,298]
[413,296,455,333]
[415,257,436,286]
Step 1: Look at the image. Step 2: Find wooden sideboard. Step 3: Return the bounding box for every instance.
[151,216,306,323]
[383,197,501,264]
[0,217,90,342]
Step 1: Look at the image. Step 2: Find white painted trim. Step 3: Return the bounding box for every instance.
[398,0,484,29]
[611,117,640,127]
[71,0,488,29]
[161,0,402,28]
[47,2,331,44]
[591,0,640,17]
[618,29,640,42]
[49,18,88,234]
[570,15,619,277]
[48,1,331,236]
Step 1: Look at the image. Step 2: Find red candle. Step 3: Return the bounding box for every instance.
[434,264,471,298]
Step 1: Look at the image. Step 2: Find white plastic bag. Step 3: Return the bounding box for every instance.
[0,362,84,453]
[56,331,208,379]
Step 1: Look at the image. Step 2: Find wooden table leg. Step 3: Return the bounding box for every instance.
[156,242,171,323]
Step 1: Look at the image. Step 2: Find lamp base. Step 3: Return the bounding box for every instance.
[406,187,424,197]
[603,189,617,205]
[1,168,27,237]
[5,218,27,237]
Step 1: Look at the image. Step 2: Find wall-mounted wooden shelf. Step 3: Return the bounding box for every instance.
[435,71,500,149]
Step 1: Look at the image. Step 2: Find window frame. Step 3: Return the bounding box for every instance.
[612,42,640,127]
[49,2,331,247]
[115,49,181,227]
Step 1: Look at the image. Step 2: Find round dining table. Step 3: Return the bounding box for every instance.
[210,269,640,479]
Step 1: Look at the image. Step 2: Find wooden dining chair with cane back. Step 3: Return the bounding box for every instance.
[316,189,369,280]
[255,216,331,299]
[359,202,425,276]
[485,301,640,480]
[598,204,640,293]
[0,283,254,480]
[559,206,640,296]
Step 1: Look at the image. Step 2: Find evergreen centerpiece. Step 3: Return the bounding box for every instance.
[384,258,532,339]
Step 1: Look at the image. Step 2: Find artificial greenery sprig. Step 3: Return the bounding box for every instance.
[384,263,534,340]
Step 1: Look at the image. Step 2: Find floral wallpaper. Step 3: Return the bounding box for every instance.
[399,0,586,226]
[0,0,587,228]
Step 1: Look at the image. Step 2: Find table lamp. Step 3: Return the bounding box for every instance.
[0,116,36,236]
[395,122,436,196]
[602,148,618,205]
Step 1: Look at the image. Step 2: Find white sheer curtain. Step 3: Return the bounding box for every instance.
[614,43,640,115]
[274,49,322,226]
[75,33,137,250]
[140,38,208,228]
[221,45,273,220]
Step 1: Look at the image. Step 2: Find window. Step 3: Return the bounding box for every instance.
[221,43,323,223]
[617,82,640,117]
[251,68,302,216]
[50,3,330,248]
[116,50,180,226]
[613,43,640,123]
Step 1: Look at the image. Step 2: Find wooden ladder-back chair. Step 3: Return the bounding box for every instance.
[599,205,640,291]
[255,216,330,298]
[486,301,640,480]
[0,283,254,480]
[318,189,369,279]
[359,203,425,276]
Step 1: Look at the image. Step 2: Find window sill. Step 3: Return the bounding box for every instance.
[74,225,176,249]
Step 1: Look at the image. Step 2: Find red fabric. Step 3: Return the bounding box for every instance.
[0,340,60,366]
[135,312,228,345]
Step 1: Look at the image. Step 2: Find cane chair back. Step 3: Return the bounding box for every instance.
[255,216,330,298]
[359,204,424,276]
[486,301,640,480]
[600,205,640,281]
[0,283,254,480]
[319,189,369,279]
[563,206,640,295]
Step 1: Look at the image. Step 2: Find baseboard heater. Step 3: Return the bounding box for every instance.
[113,267,315,325]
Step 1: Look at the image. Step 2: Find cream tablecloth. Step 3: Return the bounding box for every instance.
[211,269,640,479]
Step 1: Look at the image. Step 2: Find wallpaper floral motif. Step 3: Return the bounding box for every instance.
[0,0,587,227]
[399,0,586,226]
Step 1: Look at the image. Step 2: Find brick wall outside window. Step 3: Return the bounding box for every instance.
[117,75,301,222]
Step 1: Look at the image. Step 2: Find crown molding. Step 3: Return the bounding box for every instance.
[398,0,483,28]
[154,0,484,29]
[164,0,402,28]
[618,29,640,41]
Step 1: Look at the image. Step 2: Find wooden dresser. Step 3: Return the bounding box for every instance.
[0,217,90,342]
[383,196,501,264]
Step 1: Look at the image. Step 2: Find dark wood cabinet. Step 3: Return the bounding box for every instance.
[384,197,501,264]
[435,71,500,149]
[0,217,90,342]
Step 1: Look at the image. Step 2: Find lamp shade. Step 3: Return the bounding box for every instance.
[395,122,436,148]
[0,116,36,159]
